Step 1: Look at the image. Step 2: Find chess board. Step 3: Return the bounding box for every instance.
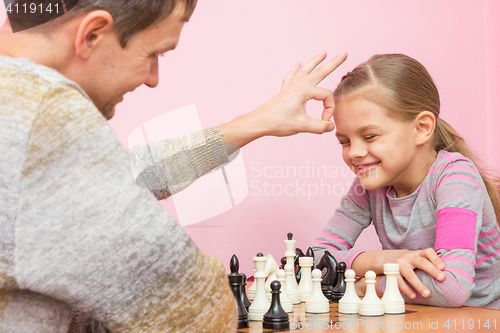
[237,302,417,333]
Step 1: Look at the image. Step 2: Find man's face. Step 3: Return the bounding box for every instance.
[86,4,186,119]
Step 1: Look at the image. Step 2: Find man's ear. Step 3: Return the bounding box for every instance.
[74,10,115,60]
[415,111,436,145]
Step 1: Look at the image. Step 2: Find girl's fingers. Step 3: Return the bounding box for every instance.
[397,274,416,299]
[400,265,430,298]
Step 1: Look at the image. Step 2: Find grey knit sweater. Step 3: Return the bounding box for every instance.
[0,56,237,332]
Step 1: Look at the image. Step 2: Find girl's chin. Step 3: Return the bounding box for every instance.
[358,179,384,191]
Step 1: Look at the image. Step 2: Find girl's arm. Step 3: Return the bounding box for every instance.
[351,248,445,299]
[312,178,371,268]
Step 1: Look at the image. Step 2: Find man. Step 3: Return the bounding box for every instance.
[0,0,346,331]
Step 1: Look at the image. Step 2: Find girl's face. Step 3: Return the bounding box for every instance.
[334,96,425,197]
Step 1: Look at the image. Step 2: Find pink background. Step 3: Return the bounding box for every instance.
[1,1,499,275]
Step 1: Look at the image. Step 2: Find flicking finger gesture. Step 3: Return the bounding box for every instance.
[254,51,348,137]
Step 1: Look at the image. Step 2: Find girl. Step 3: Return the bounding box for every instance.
[313,54,500,309]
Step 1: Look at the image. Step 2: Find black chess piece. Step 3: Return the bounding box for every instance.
[306,247,315,262]
[241,273,251,311]
[316,250,338,301]
[331,262,347,303]
[294,248,305,283]
[262,281,290,331]
[279,256,286,270]
[228,254,249,329]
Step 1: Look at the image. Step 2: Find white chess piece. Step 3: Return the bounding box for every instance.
[305,269,330,313]
[284,236,299,291]
[298,257,313,302]
[264,255,279,300]
[284,263,301,304]
[381,263,405,314]
[247,268,256,301]
[358,270,384,316]
[248,256,271,321]
[338,269,361,314]
[276,269,294,313]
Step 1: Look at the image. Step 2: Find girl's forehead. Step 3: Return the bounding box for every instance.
[334,97,396,134]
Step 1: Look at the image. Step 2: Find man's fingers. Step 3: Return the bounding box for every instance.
[281,62,301,91]
[298,51,328,76]
[305,86,335,121]
[306,51,348,86]
[302,117,334,134]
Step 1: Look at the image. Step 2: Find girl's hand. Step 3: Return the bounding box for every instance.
[383,248,446,299]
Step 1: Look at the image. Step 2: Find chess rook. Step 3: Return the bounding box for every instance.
[381,263,406,314]
[248,255,271,321]
[338,269,361,314]
[358,270,384,316]
[305,269,330,313]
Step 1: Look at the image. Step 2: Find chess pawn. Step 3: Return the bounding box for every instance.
[305,269,330,313]
[298,257,313,302]
[284,263,301,304]
[338,269,361,314]
[248,255,271,321]
[276,269,294,313]
[331,262,347,302]
[381,263,405,314]
[358,270,384,316]
[262,281,290,331]
[228,254,249,329]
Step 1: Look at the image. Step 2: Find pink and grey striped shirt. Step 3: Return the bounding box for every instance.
[313,150,500,309]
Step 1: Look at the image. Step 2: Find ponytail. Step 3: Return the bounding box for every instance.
[334,53,500,226]
[435,118,500,225]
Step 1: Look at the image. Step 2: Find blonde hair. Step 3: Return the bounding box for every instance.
[334,54,500,224]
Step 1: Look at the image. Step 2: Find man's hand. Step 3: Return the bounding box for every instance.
[219,51,347,151]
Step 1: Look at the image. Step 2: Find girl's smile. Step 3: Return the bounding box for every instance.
[334,95,436,197]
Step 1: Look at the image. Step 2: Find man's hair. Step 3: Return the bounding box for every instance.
[7,0,197,47]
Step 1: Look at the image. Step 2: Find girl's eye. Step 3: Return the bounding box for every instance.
[338,141,350,146]
[365,135,377,141]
